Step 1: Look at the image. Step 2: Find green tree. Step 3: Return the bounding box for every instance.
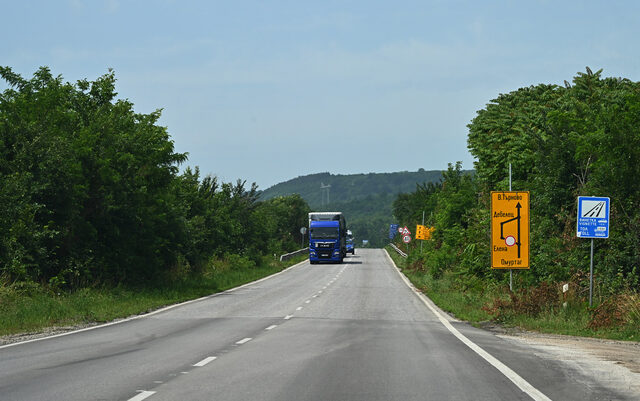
[0,67,187,285]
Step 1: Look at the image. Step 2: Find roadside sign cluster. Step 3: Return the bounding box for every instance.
[415,224,435,240]
[490,191,530,269]
[488,186,610,307]
[399,226,411,243]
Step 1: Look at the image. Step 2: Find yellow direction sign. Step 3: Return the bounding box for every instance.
[416,225,434,240]
[491,191,529,269]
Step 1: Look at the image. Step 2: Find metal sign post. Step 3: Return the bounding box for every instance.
[576,196,610,307]
[421,211,425,252]
[401,226,411,253]
[509,164,512,292]
[300,227,307,249]
[590,238,594,307]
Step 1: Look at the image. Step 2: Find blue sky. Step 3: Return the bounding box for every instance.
[3,1,640,189]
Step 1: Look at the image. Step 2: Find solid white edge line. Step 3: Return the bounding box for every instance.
[128,390,156,401]
[0,259,310,350]
[383,249,552,401]
[193,356,217,367]
[236,337,252,345]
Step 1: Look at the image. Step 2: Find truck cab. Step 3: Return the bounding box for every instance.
[309,212,346,264]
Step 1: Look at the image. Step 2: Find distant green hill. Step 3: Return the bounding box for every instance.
[260,169,444,208]
[260,169,460,248]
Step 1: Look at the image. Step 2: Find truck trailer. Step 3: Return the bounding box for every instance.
[308,212,347,264]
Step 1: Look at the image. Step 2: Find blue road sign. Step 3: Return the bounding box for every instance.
[389,224,399,239]
[577,196,610,238]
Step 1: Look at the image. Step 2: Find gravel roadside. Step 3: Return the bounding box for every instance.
[498,329,640,399]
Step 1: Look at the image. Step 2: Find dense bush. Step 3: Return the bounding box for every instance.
[0,67,310,288]
[394,68,640,303]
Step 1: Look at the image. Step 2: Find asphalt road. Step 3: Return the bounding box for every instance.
[0,249,630,400]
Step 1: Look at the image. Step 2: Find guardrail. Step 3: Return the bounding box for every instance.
[389,243,408,258]
[279,247,309,262]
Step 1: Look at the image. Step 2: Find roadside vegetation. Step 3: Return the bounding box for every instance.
[0,254,306,337]
[0,67,311,337]
[391,68,640,342]
[388,245,639,342]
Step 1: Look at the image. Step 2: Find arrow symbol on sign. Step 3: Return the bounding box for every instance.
[500,202,522,258]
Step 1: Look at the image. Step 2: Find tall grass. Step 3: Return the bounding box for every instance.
[0,254,307,337]
[385,246,640,342]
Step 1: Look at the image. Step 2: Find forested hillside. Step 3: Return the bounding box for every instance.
[261,170,463,248]
[316,193,396,248]
[260,170,444,206]
[392,68,639,336]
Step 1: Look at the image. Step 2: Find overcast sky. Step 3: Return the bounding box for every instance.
[3,1,640,189]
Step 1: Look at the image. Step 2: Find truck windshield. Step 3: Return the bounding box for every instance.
[310,227,339,239]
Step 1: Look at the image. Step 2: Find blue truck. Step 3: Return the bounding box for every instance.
[346,230,355,255]
[308,212,347,264]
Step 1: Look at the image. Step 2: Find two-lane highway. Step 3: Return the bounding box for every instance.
[0,249,631,400]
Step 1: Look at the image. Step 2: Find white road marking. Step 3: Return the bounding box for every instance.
[305,300,311,304]
[284,315,293,320]
[312,294,318,298]
[296,306,303,311]
[193,356,217,367]
[385,250,552,401]
[153,381,163,384]
[128,391,156,401]
[265,325,278,330]
[236,337,252,345]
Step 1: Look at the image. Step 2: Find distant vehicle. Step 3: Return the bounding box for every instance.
[346,230,355,255]
[308,212,347,264]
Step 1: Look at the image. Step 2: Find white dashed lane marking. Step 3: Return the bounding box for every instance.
[193,356,217,367]
[236,337,252,345]
[128,390,156,401]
